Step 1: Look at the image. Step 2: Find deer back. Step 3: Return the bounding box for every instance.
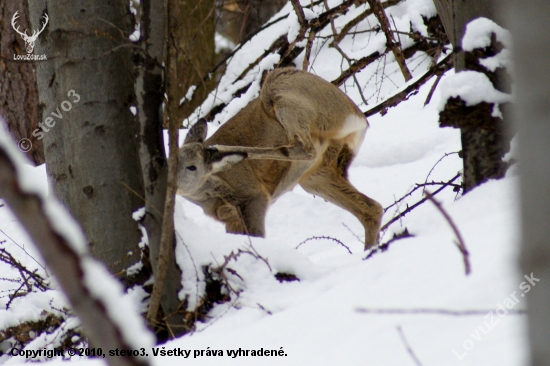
[205,98,291,199]
[260,68,365,145]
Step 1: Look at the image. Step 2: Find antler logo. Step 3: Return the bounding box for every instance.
[11,11,49,54]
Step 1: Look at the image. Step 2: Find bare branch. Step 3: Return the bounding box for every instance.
[422,152,460,193]
[302,29,317,71]
[332,0,404,45]
[425,191,471,275]
[332,50,387,86]
[364,228,413,260]
[366,0,412,81]
[381,173,461,231]
[364,53,453,117]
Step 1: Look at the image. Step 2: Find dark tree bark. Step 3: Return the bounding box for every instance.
[217,0,287,45]
[500,1,550,365]
[0,0,43,165]
[177,0,217,122]
[27,0,144,279]
[434,0,511,192]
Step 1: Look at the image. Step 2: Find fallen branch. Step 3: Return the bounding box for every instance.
[364,228,413,260]
[356,308,526,315]
[396,326,423,366]
[425,191,471,275]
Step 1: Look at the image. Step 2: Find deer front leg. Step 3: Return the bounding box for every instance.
[216,196,267,237]
[217,203,248,235]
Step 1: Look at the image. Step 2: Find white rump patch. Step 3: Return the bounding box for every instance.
[335,114,368,154]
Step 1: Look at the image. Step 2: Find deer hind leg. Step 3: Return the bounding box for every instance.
[299,146,383,249]
[272,99,317,161]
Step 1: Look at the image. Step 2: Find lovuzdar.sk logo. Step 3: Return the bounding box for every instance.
[11,11,48,61]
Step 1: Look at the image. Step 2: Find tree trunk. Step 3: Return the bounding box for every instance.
[28,0,144,279]
[135,0,186,335]
[434,0,511,193]
[500,1,550,365]
[0,0,43,165]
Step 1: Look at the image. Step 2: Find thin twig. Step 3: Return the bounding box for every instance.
[342,223,363,243]
[396,326,423,366]
[381,173,461,231]
[423,69,444,106]
[425,191,470,275]
[0,228,47,274]
[296,235,353,254]
[332,0,404,45]
[422,152,459,193]
[364,53,452,117]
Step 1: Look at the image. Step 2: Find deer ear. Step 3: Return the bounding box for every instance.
[206,148,246,173]
[185,119,208,144]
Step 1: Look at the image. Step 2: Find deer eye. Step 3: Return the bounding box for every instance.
[186,165,197,171]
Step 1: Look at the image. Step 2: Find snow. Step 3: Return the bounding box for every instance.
[160,74,525,366]
[462,17,513,72]
[0,1,526,365]
[438,70,513,110]
[81,258,155,354]
[462,17,512,52]
[221,54,280,123]
[287,10,300,44]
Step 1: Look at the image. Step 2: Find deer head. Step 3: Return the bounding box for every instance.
[11,11,49,54]
[177,119,246,196]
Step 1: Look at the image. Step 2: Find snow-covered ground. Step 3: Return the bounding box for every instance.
[0,0,526,364]
[0,71,527,365]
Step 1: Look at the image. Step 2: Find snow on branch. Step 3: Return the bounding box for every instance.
[0,120,154,366]
[184,0,450,127]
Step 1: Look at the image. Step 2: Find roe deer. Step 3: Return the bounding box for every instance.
[177,68,383,249]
